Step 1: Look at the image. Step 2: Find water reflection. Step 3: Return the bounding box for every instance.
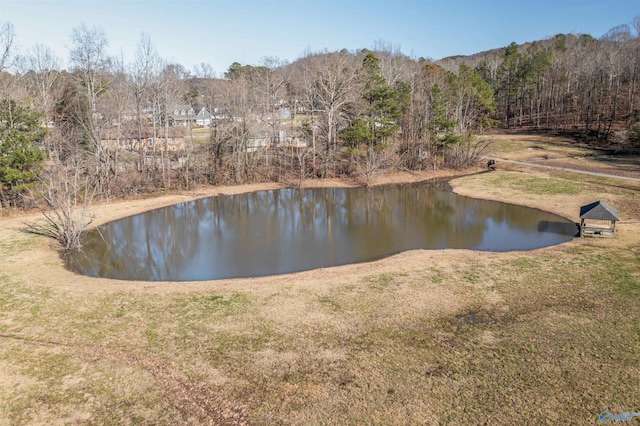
[66,181,576,281]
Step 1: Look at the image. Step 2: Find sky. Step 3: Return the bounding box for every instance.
[1,0,638,76]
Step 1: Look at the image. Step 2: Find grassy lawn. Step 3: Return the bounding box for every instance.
[486,133,640,180]
[1,136,639,424]
[482,172,586,195]
[1,246,638,424]
[486,133,603,161]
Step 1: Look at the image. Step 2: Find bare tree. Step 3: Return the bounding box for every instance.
[69,24,111,116]
[0,22,22,99]
[355,144,397,188]
[296,50,360,176]
[18,43,61,116]
[0,21,16,72]
[193,62,216,78]
[153,62,186,188]
[252,56,290,176]
[373,40,415,86]
[69,24,114,195]
[99,61,132,196]
[601,24,633,42]
[632,15,640,38]
[218,75,256,183]
[26,157,96,252]
[129,33,160,173]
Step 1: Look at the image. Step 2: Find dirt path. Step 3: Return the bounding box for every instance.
[492,157,640,182]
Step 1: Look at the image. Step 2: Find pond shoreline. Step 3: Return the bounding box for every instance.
[87,168,479,228]
[67,171,573,281]
[1,163,636,293]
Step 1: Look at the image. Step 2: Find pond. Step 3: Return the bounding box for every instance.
[65,181,577,281]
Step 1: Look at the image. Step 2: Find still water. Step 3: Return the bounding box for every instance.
[66,181,576,281]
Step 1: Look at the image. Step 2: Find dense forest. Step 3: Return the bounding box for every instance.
[0,16,639,218]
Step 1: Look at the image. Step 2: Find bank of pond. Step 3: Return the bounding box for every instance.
[66,180,577,281]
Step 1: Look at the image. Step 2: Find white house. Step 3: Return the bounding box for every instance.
[169,105,212,127]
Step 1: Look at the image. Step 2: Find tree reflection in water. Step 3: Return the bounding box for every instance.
[66,181,575,281]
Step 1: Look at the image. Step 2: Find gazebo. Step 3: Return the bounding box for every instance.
[579,201,619,238]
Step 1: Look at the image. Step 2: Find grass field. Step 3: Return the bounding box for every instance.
[1,134,639,425]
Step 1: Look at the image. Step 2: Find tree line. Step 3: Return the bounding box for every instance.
[442,17,640,143]
[1,17,639,214]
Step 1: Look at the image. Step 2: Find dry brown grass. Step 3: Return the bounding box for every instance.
[1,135,639,424]
[487,133,640,180]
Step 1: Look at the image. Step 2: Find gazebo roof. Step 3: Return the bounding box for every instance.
[580,201,619,221]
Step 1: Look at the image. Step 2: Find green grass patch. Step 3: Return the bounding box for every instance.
[482,171,512,187]
[362,272,407,289]
[475,171,586,195]
[318,295,341,311]
[0,232,43,258]
[510,176,585,194]
[188,291,251,316]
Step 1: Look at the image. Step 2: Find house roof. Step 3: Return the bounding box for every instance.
[196,108,210,117]
[172,104,193,111]
[580,201,619,221]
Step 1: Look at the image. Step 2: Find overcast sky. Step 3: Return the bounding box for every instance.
[2,0,638,76]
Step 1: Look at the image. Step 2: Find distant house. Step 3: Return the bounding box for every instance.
[169,104,211,127]
[246,128,307,152]
[276,107,291,120]
[195,108,212,126]
[211,108,228,121]
[208,107,244,123]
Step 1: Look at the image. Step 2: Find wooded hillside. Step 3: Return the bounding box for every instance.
[0,17,638,210]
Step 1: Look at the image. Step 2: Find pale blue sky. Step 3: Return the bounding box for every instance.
[1,0,638,76]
